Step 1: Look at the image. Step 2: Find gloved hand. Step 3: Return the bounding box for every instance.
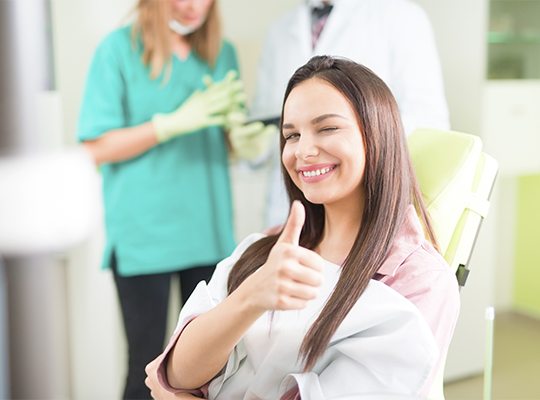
[227,111,277,161]
[152,71,244,143]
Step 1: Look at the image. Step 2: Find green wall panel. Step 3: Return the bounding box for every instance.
[514,174,540,316]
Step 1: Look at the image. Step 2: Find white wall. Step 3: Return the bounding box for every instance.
[415,0,488,135]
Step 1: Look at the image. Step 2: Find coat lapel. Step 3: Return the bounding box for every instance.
[314,0,364,54]
[287,4,313,59]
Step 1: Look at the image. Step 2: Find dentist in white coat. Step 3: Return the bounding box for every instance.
[252,0,450,227]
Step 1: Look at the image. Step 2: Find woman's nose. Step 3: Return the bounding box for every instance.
[295,135,319,159]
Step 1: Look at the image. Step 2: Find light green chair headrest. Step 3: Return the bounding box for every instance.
[408,128,497,272]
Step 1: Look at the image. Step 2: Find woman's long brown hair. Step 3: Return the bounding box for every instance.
[227,56,437,371]
[133,0,221,79]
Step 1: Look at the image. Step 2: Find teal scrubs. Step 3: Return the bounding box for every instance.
[78,25,237,276]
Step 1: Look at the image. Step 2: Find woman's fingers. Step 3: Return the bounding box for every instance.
[276,296,309,311]
[280,258,323,287]
[294,246,325,272]
[278,278,319,301]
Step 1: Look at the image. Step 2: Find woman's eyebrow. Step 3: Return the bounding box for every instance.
[311,113,347,124]
[282,122,295,130]
[282,114,347,130]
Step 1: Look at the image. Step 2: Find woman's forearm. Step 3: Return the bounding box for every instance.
[167,283,263,390]
[82,121,158,166]
[167,203,324,390]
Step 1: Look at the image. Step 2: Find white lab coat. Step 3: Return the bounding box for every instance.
[251,0,450,226]
[166,234,438,399]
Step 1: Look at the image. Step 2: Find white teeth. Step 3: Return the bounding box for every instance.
[301,166,333,177]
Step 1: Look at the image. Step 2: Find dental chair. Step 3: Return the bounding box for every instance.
[408,128,498,400]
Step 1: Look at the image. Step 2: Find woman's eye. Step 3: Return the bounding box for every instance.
[320,126,338,133]
[284,133,300,141]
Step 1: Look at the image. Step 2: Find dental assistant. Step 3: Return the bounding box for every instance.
[252,0,450,227]
[77,0,243,398]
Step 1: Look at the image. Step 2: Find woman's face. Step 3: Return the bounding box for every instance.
[282,78,366,207]
[170,0,213,28]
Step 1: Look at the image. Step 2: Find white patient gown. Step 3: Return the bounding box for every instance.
[157,234,438,399]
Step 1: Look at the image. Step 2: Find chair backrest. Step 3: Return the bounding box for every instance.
[408,129,498,287]
[408,129,498,400]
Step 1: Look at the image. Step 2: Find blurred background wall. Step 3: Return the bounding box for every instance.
[2,0,540,398]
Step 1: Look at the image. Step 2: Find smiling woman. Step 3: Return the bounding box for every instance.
[282,80,366,210]
[145,56,460,400]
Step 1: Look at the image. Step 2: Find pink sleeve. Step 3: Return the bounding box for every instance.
[156,317,209,398]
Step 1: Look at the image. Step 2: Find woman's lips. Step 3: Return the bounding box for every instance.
[297,164,337,183]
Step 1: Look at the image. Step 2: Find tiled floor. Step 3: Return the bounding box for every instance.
[444,312,540,400]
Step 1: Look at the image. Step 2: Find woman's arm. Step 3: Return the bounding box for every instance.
[82,121,158,166]
[166,201,324,390]
[166,283,264,389]
[146,355,217,400]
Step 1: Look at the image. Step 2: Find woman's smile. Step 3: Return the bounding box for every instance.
[297,163,337,183]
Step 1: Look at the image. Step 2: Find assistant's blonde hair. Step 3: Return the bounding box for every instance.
[133,0,222,79]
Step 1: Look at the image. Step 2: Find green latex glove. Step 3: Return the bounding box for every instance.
[228,113,277,161]
[203,72,248,114]
[152,71,244,143]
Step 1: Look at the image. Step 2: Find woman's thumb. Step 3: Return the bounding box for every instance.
[277,201,305,246]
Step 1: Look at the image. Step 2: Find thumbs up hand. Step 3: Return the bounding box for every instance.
[242,201,324,312]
